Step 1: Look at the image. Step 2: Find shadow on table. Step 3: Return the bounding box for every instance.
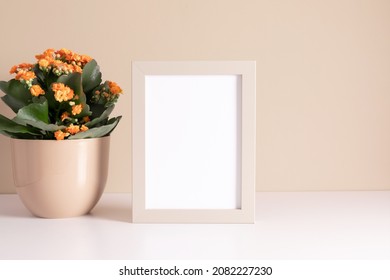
[0,197,34,219]
[89,204,132,223]
[0,209,33,219]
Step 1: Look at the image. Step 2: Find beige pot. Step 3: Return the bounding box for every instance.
[11,136,110,218]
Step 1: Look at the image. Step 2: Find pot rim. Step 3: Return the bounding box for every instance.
[10,135,110,143]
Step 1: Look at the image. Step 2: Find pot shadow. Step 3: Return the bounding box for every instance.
[0,211,33,219]
[0,195,35,219]
[0,205,35,219]
[89,204,132,223]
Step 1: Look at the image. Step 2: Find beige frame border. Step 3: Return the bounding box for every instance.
[132,61,256,223]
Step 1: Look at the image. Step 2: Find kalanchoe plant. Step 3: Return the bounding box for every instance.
[0,48,122,140]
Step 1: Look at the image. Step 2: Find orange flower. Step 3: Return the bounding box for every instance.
[69,53,81,63]
[72,65,82,73]
[35,48,92,76]
[38,59,50,68]
[54,48,92,67]
[80,55,92,64]
[15,71,36,81]
[15,72,23,80]
[35,49,55,60]
[80,125,89,132]
[82,116,90,123]
[108,81,122,95]
[52,83,74,102]
[56,48,71,58]
[30,85,45,97]
[71,104,83,115]
[9,63,34,74]
[9,65,18,74]
[66,124,80,135]
[54,130,68,140]
[52,60,63,67]
[61,111,70,122]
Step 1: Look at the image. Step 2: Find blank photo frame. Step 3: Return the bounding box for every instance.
[132,61,256,223]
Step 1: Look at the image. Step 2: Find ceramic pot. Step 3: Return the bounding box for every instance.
[10,136,110,218]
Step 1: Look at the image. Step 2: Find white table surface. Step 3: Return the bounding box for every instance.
[0,192,389,260]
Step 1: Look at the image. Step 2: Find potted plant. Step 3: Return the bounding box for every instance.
[0,48,122,218]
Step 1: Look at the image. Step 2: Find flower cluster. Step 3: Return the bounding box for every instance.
[91,81,123,106]
[35,48,92,76]
[0,48,122,140]
[54,123,89,140]
[52,83,74,102]
[9,63,36,87]
[29,85,45,97]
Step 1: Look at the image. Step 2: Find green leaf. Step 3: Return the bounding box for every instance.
[86,105,114,128]
[46,72,60,90]
[0,130,41,139]
[33,64,45,85]
[1,95,25,113]
[0,114,41,136]
[13,98,65,132]
[90,104,107,119]
[16,98,49,123]
[43,77,57,112]
[14,118,65,132]
[82,59,102,93]
[1,79,32,106]
[0,130,12,137]
[0,81,9,94]
[68,116,121,139]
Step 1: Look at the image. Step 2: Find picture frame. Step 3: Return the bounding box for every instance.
[132,61,256,223]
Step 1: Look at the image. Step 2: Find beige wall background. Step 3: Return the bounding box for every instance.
[1,0,390,193]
